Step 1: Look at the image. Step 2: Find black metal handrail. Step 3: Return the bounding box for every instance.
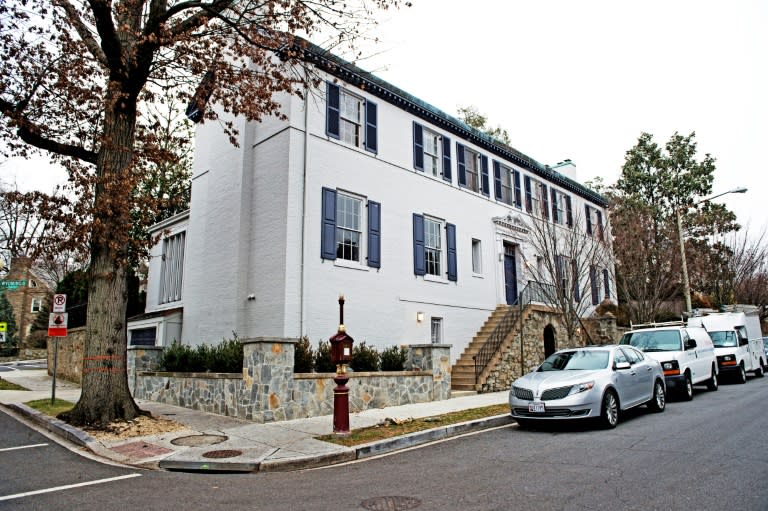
[473,307,519,384]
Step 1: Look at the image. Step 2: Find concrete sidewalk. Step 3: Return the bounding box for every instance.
[0,364,513,472]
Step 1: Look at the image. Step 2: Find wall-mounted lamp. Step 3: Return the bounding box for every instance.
[416,312,424,323]
[247,293,256,301]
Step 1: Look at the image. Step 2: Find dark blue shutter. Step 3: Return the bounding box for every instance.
[321,187,337,260]
[442,136,452,182]
[585,205,593,235]
[446,223,457,282]
[364,100,377,153]
[493,161,502,201]
[590,266,599,305]
[367,201,381,268]
[457,143,466,187]
[480,155,490,196]
[413,214,425,276]
[524,176,532,212]
[413,122,424,171]
[551,188,559,223]
[565,195,573,227]
[596,210,604,240]
[541,184,549,219]
[603,269,611,299]
[326,82,340,139]
[572,260,580,301]
[513,170,522,208]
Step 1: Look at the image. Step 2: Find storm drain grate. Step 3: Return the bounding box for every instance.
[202,449,243,459]
[171,434,228,447]
[360,496,421,510]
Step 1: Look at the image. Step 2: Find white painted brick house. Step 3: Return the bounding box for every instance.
[128,45,613,363]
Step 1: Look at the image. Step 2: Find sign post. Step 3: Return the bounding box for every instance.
[48,295,67,405]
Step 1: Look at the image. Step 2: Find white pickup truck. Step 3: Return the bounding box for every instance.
[688,310,765,383]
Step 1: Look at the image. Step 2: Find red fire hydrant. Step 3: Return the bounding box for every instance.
[329,295,354,435]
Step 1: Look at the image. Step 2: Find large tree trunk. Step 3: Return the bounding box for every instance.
[59,89,142,426]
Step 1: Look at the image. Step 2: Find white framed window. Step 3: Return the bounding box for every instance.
[431,317,443,344]
[339,89,363,148]
[424,217,443,277]
[336,192,363,262]
[28,279,37,288]
[527,177,548,218]
[498,163,514,206]
[159,231,185,304]
[423,128,441,176]
[464,147,480,192]
[586,205,604,240]
[472,239,482,274]
[31,297,42,313]
[552,189,572,226]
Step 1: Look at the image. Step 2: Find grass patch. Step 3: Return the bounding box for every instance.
[0,377,28,391]
[25,398,74,417]
[317,403,510,447]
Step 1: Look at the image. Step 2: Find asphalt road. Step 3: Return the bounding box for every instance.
[2,375,767,511]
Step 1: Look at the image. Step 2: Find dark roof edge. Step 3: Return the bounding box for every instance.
[293,40,608,208]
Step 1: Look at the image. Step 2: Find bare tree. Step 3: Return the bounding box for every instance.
[0,0,406,426]
[523,207,614,344]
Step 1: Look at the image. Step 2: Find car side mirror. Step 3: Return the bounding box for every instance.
[615,361,631,370]
[685,339,697,350]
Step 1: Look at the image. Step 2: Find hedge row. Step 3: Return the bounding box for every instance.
[294,338,408,373]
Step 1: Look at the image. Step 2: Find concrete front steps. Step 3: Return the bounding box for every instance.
[450,305,516,392]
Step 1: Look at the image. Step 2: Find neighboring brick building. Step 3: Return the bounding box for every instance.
[0,256,53,346]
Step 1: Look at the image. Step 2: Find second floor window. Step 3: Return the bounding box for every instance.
[326,82,377,153]
[551,189,573,227]
[424,217,442,276]
[159,231,185,304]
[31,297,42,313]
[585,205,604,240]
[413,122,452,182]
[525,176,549,219]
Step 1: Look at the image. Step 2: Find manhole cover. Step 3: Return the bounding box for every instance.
[202,449,243,459]
[171,434,228,447]
[360,496,421,511]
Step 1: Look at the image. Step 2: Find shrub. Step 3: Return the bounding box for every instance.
[294,336,315,373]
[351,341,380,372]
[25,330,49,349]
[314,340,336,373]
[160,334,243,373]
[380,345,408,371]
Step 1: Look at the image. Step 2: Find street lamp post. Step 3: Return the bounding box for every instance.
[677,187,747,315]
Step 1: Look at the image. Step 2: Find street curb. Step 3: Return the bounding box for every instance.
[355,414,515,459]
[4,402,99,450]
[259,449,357,472]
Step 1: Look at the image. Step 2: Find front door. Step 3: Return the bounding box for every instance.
[504,243,518,305]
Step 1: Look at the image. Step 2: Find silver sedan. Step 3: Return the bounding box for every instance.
[509,345,666,428]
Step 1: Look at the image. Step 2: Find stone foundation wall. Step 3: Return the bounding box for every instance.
[481,307,620,392]
[130,338,452,423]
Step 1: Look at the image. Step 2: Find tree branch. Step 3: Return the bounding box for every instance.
[54,0,109,67]
[87,0,125,75]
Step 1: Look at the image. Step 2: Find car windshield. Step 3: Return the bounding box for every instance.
[709,331,738,348]
[538,350,610,371]
[620,330,681,352]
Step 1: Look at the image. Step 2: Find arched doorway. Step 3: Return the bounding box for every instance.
[544,325,556,358]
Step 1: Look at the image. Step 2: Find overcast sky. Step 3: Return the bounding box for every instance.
[2,0,766,234]
[359,0,767,233]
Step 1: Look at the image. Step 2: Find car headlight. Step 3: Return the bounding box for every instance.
[722,355,734,362]
[568,381,595,395]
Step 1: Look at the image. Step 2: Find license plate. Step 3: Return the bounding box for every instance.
[528,401,545,413]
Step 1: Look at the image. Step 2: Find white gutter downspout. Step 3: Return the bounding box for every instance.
[299,69,310,338]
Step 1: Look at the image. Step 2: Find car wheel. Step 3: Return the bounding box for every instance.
[600,390,619,428]
[736,365,747,384]
[680,373,694,401]
[647,379,666,412]
[755,365,764,378]
[706,366,718,391]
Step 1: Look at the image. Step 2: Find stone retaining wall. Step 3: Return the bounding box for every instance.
[129,338,452,423]
[46,328,86,383]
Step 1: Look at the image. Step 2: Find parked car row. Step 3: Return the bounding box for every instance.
[509,313,766,429]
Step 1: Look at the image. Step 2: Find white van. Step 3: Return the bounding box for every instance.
[619,322,718,400]
[688,311,765,383]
